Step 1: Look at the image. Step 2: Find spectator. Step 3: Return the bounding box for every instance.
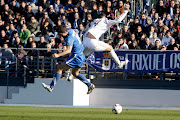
[25,5,34,23]
[53,19,61,33]
[2,43,14,67]
[35,6,44,21]
[18,45,27,62]
[41,19,54,41]
[113,31,123,47]
[0,30,9,47]
[65,0,73,10]
[150,32,161,45]
[147,25,156,39]
[135,26,143,43]
[130,17,140,33]
[144,17,152,35]
[151,40,162,50]
[39,12,55,30]
[44,43,52,77]
[129,33,136,44]
[26,36,36,48]
[174,7,179,21]
[50,38,58,49]
[152,12,160,27]
[41,0,50,12]
[114,37,129,50]
[0,19,4,30]
[156,0,166,17]
[10,31,18,47]
[161,30,173,46]
[9,0,20,14]
[80,7,88,24]
[164,14,171,26]
[122,25,131,42]
[19,1,26,15]
[13,36,23,49]
[19,24,31,45]
[116,0,124,16]
[141,37,154,50]
[161,44,167,51]
[27,16,40,36]
[84,13,92,31]
[139,13,147,28]
[161,25,169,38]
[157,20,164,35]
[48,5,58,24]
[169,20,175,33]
[16,16,26,33]
[128,40,140,49]
[37,36,47,49]
[2,4,14,22]
[149,8,156,19]
[166,0,176,17]
[54,0,63,13]
[60,14,68,25]
[72,12,82,29]
[91,3,98,19]
[78,24,86,41]
[167,38,178,50]
[175,31,180,44]
[9,23,18,41]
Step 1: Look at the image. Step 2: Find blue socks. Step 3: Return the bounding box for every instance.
[49,73,91,89]
[50,73,61,89]
[76,73,91,87]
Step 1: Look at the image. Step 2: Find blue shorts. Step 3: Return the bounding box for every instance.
[64,53,85,68]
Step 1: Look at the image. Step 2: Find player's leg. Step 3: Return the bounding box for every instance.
[95,41,129,68]
[72,67,95,94]
[42,63,71,92]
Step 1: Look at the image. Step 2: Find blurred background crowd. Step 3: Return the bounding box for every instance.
[0,0,180,70]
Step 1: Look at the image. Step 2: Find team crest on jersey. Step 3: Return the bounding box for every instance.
[102,53,111,70]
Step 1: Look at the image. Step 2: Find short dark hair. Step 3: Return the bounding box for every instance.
[57,25,68,34]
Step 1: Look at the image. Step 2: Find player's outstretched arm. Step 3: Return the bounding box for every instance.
[107,4,130,25]
[52,46,72,58]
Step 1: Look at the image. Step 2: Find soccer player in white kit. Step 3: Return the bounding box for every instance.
[83,4,130,69]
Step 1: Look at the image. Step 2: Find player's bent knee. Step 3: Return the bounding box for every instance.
[72,71,79,77]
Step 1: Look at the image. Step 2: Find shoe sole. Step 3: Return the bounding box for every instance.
[42,83,52,92]
[87,84,95,94]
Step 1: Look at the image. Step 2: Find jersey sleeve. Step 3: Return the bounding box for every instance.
[106,10,128,25]
[66,35,74,46]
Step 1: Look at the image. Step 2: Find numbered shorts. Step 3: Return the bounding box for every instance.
[64,53,85,68]
[82,37,109,56]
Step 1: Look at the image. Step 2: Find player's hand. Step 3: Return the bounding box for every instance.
[52,53,59,58]
[124,4,130,11]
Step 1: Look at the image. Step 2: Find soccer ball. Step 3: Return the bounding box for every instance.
[112,104,122,114]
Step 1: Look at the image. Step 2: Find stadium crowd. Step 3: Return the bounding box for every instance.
[0,0,180,70]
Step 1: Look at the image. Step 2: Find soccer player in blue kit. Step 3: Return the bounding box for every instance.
[42,25,95,94]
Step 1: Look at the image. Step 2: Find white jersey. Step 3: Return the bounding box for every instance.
[87,10,128,40]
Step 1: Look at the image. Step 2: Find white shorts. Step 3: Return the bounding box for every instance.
[82,37,109,56]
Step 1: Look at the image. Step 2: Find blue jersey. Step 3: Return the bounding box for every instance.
[66,28,84,55]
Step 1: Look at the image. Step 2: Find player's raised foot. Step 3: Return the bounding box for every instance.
[87,83,95,94]
[118,59,129,69]
[42,83,53,92]
[67,74,74,82]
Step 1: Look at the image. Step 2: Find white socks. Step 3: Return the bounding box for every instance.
[109,50,121,66]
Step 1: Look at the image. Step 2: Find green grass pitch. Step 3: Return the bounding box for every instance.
[0,106,180,120]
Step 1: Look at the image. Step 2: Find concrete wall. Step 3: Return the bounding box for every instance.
[90,88,180,107]
[4,78,89,106]
[0,86,21,103]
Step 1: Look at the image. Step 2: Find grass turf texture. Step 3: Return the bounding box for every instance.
[0,106,180,120]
